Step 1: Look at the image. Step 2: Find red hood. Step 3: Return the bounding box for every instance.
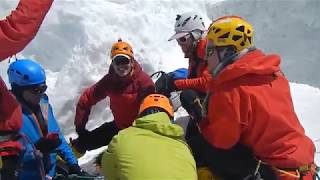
[213,49,281,87]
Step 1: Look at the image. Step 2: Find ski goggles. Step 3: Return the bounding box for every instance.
[27,84,47,94]
[112,55,131,66]
[177,33,191,43]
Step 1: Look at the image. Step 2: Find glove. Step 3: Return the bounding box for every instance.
[72,128,91,155]
[76,127,90,137]
[35,133,62,153]
[180,90,203,122]
[68,164,82,175]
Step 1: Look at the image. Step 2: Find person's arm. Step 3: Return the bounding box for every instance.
[199,90,243,149]
[46,104,79,177]
[174,69,211,93]
[74,75,111,130]
[136,72,155,103]
[0,0,54,60]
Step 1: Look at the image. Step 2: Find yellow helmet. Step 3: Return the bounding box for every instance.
[110,39,134,60]
[206,16,254,52]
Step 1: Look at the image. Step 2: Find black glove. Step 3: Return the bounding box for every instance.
[35,133,62,153]
[180,90,203,122]
[68,164,82,175]
[76,127,90,137]
[155,72,176,97]
[70,129,91,154]
[166,74,177,93]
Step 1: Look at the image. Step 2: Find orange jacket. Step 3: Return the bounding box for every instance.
[74,60,155,130]
[200,49,315,169]
[0,0,53,155]
[174,39,211,93]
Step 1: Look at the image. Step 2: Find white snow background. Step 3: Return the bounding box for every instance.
[1,0,320,174]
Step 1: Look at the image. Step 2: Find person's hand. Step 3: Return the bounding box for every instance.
[35,133,62,153]
[75,127,90,137]
[68,164,82,175]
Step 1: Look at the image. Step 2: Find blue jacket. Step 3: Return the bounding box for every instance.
[18,94,78,179]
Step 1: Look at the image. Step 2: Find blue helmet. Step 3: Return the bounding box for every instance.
[7,59,46,87]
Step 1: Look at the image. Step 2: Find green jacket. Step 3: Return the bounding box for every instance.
[101,112,197,180]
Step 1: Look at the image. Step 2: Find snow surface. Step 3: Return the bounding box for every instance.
[1,0,320,173]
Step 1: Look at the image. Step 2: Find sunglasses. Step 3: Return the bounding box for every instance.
[177,34,191,43]
[113,56,131,66]
[28,84,47,94]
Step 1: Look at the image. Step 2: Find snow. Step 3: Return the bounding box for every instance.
[1,0,320,173]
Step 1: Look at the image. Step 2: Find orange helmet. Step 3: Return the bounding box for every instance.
[110,39,134,59]
[139,94,174,118]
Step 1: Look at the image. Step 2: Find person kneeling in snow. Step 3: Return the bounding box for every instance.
[7,59,82,180]
[192,16,317,180]
[71,39,155,156]
[101,94,198,180]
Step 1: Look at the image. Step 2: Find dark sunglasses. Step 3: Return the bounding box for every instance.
[28,84,47,94]
[113,56,131,66]
[177,34,191,43]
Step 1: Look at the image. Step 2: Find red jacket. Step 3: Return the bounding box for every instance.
[174,39,211,93]
[200,49,315,169]
[0,0,53,155]
[75,60,155,130]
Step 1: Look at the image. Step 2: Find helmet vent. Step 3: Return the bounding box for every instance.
[247,29,251,34]
[214,28,221,33]
[219,32,230,39]
[236,25,245,32]
[23,75,29,80]
[176,14,181,21]
[182,17,191,27]
[232,35,242,41]
[240,41,245,46]
[16,70,22,75]
[248,37,252,44]
[193,15,198,20]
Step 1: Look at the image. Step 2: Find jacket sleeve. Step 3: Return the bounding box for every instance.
[0,0,54,61]
[74,76,111,129]
[200,90,242,149]
[174,69,211,93]
[47,104,78,177]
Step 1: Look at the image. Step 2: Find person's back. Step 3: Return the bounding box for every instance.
[101,94,197,180]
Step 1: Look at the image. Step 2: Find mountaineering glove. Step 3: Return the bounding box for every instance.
[35,133,62,153]
[180,90,203,122]
[68,164,82,175]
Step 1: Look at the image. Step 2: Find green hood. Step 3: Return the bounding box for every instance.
[133,112,184,138]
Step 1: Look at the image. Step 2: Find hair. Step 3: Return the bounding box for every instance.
[139,107,173,120]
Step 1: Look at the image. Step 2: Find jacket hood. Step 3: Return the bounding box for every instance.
[214,49,281,86]
[133,112,184,138]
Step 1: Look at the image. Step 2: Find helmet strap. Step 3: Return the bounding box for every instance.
[211,46,256,77]
[211,46,238,77]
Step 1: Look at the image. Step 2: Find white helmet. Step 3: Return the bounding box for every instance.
[168,12,206,41]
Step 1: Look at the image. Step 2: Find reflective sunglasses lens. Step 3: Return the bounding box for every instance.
[178,36,187,42]
[32,85,47,94]
[178,34,190,43]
